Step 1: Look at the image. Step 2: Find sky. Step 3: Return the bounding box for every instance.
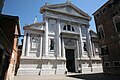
[2,0,108,43]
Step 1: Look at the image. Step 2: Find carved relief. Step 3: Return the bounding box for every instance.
[64,38,77,47]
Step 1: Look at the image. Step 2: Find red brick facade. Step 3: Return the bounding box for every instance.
[93,0,120,74]
[0,14,21,80]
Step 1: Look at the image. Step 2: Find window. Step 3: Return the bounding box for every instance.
[98,31,104,39]
[100,46,109,55]
[113,61,120,67]
[83,42,87,51]
[104,62,110,67]
[67,25,71,31]
[99,10,102,15]
[96,13,100,18]
[102,8,107,13]
[108,3,113,8]
[98,27,105,39]
[72,27,75,31]
[63,24,75,32]
[96,10,103,19]
[116,22,120,32]
[50,39,54,51]
[63,25,66,30]
[114,16,120,32]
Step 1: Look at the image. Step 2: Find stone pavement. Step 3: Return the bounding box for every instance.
[14,74,79,80]
[14,73,120,80]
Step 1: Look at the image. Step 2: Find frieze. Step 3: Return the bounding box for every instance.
[44,11,89,25]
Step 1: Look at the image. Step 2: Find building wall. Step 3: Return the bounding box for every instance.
[0,0,4,13]
[5,25,20,80]
[18,2,102,75]
[18,20,102,75]
[93,0,120,74]
[0,14,20,80]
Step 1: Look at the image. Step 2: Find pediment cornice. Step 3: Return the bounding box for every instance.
[23,22,45,31]
[40,2,91,20]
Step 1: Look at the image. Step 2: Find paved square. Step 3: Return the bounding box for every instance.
[14,73,120,80]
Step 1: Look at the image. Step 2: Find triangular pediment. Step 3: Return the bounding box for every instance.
[40,3,91,20]
[23,22,45,30]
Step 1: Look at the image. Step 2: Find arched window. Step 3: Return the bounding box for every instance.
[83,42,87,51]
[114,16,120,32]
[63,25,66,30]
[67,25,71,31]
[72,27,75,31]
[98,26,105,39]
[101,46,109,55]
[63,24,75,32]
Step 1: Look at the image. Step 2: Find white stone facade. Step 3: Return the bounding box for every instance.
[17,2,102,75]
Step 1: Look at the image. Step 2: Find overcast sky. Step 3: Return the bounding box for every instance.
[2,0,108,43]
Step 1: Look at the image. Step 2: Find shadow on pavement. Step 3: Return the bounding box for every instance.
[66,73,120,80]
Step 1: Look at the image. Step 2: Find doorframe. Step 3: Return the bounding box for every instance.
[65,46,78,72]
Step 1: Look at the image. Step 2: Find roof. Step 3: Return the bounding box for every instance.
[0,14,21,35]
[0,14,21,53]
[40,2,91,20]
[23,22,45,30]
[93,0,109,15]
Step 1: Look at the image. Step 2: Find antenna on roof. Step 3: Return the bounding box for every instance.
[66,0,71,3]
[33,16,38,23]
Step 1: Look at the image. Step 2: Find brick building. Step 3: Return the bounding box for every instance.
[0,14,21,80]
[93,0,120,74]
[0,0,4,13]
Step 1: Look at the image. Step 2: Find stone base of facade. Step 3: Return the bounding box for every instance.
[17,57,103,75]
[17,57,67,75]
[80,57,103,73]
[17,68,66,75]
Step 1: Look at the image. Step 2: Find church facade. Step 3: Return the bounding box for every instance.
[18,1,102,75]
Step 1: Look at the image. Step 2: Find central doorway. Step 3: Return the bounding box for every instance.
[65,49,75,72]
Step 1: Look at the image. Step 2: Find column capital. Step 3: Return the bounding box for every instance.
[44,17,49,21]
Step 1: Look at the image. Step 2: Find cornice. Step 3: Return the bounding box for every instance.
[44,9,91,21]
[40,2,91,20]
